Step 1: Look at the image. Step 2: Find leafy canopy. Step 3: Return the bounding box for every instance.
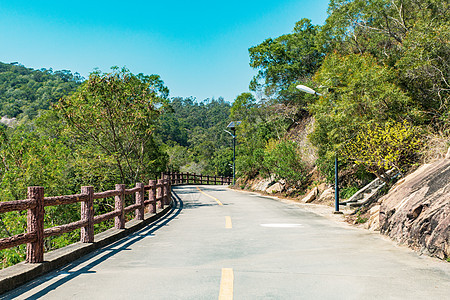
[342,121,421,180]
[57,67,169,184]
[249,19,325,104]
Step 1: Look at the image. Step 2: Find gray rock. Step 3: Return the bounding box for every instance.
[365,205,381,231]
[318,187,334,202]
[302,187,318,203]
[379,159,450,259]
[251,178,273,192]
[266,182,284,194]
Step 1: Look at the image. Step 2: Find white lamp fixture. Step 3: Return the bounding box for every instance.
[296,85,322,96]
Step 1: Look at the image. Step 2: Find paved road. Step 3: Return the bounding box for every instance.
[4,186,450,299]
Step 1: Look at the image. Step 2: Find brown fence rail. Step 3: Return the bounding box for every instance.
[166,172,232,186]
[0,172,230,264]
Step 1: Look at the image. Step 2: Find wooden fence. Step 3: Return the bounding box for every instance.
[166,172,232,186]
[0,172,231,264]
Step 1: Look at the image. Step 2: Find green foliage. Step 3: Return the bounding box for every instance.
[0,62,81,119]
[158,97,232,176]
[396,22,450,125]
[342,121,422,180]
[356,215,368,224]
[249,19,325,104]
[0,117,79,268]
[232,93,291,180]
[57,67,169,184]
[310,52,414,158]
[322,0,449,127]
[340,186,359,199]
[1,66,172,268]
[263,139,306,186]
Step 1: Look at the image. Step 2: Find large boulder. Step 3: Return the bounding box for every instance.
[315,187,335,206]
[379,159,450,259]
[266,182,284,194]
[302,187,318,203]
[251,178,273,192]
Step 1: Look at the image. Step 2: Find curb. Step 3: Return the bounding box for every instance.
[0,201,174,295]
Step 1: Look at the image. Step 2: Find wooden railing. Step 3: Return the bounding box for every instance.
[0,172,231,264]
[0,176,171,263]
[166,172,232,186]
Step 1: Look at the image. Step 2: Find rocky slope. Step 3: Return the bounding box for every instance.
[379,156,450,259]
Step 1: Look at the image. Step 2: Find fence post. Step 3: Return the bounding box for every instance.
[115,184,125,229]
[149,180,156,213]
[81,186,94,243]
[157,179,164,209]
[136,182,145,220]
[162,177,167,205]
[214,175,217,185]
[166,175,172,205]
[207,175,210,185]
[187,172,190,184]
[26,186,44,263]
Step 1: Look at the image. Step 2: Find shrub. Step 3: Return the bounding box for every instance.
[263,140,306,186]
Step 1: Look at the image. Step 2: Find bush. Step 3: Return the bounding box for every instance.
[342,121,421,181]
[263,140,306,186]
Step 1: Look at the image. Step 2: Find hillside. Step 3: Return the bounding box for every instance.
[0,62,81,120]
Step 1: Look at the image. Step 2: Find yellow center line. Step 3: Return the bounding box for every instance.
[225,216,232,229]
[196,186,223,206]
[219,268,234,300]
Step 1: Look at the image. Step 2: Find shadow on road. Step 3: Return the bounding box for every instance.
[5,195,184,300]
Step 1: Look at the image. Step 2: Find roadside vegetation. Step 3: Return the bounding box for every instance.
[1,0,448,267]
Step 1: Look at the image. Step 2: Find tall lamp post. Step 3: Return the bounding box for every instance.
[296,85,342,214]
[225,121,241,185]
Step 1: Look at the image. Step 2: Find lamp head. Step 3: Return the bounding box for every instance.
[296,85,322,96]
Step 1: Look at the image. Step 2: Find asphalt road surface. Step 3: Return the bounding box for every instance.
[4,185,450,299]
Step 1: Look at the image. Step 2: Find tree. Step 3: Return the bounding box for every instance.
[321,0,450,127]
[309,52,415,178]
[342,121,421,181]
[158,97,232,176]
[57,67,169,184]
[249,19,325,105]
[0,62,81,119]
[264,139,306,187]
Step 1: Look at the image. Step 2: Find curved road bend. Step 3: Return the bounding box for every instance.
[4,185,450,299]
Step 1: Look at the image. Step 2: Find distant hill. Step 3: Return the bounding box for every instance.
[0,62,82,120]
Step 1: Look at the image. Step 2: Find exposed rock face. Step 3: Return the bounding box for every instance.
[266,182,284,194]
[315,187,335,206]
[302,187,318,203]
[364,205,381,231]
[379,159,450,259]
[251,178,273,192]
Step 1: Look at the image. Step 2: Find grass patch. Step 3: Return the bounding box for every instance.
[340,186,359,199]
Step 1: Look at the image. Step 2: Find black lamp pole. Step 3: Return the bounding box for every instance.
[232,128,236,185]
[296,85,341,214]
[226,121,241,186]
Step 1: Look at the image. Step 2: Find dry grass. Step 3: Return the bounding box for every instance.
[286,115,318,169]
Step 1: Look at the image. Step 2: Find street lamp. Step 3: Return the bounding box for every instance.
[225,121,241,185]
[296,85,342,214]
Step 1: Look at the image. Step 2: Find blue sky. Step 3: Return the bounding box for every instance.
[0,0,329,102]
